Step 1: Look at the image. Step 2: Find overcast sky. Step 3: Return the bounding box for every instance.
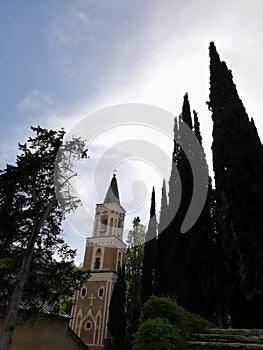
[1,0,263,264]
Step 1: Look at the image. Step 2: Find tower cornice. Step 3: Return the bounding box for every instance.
[96,202,126,214]
[86,236,126,249]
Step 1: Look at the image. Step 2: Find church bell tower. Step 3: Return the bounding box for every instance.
[70,174,126,350]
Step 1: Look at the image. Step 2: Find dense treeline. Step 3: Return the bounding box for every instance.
[139,42,263,330]
[108,42,263,349]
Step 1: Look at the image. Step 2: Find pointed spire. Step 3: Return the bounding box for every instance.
[193,110,203,145]
[181,93,193,129]
[104,173,120,204]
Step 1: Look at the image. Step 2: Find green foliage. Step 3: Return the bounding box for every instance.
[25,260,88,312]
[133,297,212,350]
[0,126,89,306]
[132,318,184,350]
[140,296,186,332]
[0,126,90,350]
[185,311,213,333]
[140,296,212,336]
[208,42,263,327]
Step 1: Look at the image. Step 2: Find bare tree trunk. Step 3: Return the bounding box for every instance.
[0,199,56,350]
[0,251,33,350]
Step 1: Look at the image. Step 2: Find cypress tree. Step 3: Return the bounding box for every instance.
[176,94,194,223]
[173,103,218,321]
[208,42,263,327]
[154,180,169,296]
[182,92,193,129]
[108,266,126,350]
[156,94,194,298]
[193,110,202,145]
[168,94,194,305]
[155,94,219,324]
[141,188,157,304]
[125,218,145,349]
[158,180,168,234]
[184,111,217,320]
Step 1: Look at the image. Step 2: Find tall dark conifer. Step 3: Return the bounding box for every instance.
[155,94,219,323]
[173,100,217,320]
[191,110,223,323]
[108,266,126,350]
[208,42,263,327]
[182,93,193,129]
[141,188,157,304]
[155,180,169,296]
[193,110,202,145]
[158,180,168,234]
[156,94,194,298]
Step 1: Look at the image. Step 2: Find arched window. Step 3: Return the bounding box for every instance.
[100,215,108,234]
[97,248,101,254]
[81,287,87,298]
[110,218,114,234]
[117,260,121,271]
[98,287,104,298]
[94,258,101,269]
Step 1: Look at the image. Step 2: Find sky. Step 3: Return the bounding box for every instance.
[1,0,263,264]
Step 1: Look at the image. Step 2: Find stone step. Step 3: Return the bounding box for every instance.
[206,330,263,337]
[187,341,263,350]
[190,333,263,344]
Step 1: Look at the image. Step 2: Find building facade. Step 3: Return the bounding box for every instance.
[70,174,126,350]
[0,311,89,350]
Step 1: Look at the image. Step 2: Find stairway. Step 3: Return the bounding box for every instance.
[187,329,263,349]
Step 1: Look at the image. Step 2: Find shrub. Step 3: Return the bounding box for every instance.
[131,317,185,350]
[140,296,213,336]
[140,296,186,330]
[185,311,213,333]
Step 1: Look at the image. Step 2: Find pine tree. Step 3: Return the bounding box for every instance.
[141,188,157,304]
[208,42,263,327]
[0,127,89,350]
[108,266,126,350]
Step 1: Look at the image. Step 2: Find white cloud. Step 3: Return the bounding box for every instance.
[75,9,90,24]
[19,89,55,111]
